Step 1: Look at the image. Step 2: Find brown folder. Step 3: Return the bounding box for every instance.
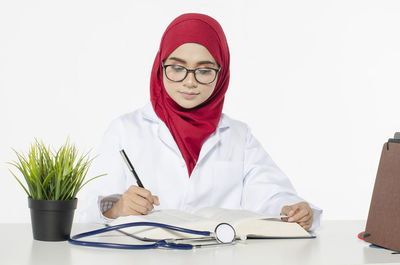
[365,135,400,251]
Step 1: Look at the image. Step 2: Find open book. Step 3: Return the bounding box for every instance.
[110,207,313,240]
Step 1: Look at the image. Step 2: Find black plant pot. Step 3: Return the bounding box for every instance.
[28,198,77,241]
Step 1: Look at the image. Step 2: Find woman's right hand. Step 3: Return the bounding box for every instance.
[103,185,160,219]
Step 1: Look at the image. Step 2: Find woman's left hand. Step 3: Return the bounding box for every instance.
[281,202,314,231]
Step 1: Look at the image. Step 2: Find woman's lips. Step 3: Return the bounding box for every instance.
[179,91,199,100]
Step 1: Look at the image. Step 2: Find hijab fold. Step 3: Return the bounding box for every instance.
[150,13,230,176]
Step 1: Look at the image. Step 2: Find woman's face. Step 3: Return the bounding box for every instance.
[163,43,219,109]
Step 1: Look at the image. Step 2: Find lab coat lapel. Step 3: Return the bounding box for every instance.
[157,122,228,167]
[197,116,230,165]
[157,122,182,156]
[142,103,230,165]
[141,103,182,157]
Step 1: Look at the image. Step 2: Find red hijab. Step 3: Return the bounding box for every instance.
[150,13,230,176]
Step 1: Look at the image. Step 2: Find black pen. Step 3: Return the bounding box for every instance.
[119,149,144,188]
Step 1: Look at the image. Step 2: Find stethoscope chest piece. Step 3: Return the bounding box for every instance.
[214,223,236,244]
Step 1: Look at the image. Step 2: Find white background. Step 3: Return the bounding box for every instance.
[1,0,399,223]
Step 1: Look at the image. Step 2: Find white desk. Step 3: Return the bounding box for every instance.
[1,220,400,265]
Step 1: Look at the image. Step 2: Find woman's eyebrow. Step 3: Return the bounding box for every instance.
[196,60,216,66]
[167,57,216,66]
[168,57,186,64]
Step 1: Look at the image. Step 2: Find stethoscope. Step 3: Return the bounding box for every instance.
[68,222,237,250]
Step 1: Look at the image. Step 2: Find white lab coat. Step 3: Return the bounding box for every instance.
[78,103,322,230]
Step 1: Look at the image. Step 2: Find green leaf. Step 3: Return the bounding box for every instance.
[7,138,105,200]
[8,169,31,196]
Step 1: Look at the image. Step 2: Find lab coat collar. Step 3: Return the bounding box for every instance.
[141,103,230,130]
[141,103,230,170]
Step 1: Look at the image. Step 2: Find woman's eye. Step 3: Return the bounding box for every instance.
[197,69,212,75]
[171,65,185,72]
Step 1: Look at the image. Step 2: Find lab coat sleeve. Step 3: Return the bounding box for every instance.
[76,119,129,224]
[241,126,322,231]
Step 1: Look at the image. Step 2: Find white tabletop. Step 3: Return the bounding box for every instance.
[2,220,400,265]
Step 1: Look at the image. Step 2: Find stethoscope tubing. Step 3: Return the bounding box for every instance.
[68,238,194,250]
[68,221,212,250]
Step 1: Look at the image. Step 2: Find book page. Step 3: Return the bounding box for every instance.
[109,207,311,240]
[236,218,311,238]
[194,207,311,238]
[194,207,270,225]
[110,209,218,240]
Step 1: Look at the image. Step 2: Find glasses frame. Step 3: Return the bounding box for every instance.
[162,63,221,85]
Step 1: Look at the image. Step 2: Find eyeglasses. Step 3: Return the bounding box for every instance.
[162,63,220,85]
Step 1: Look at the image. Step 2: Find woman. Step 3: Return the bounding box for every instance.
[80,13,322,231]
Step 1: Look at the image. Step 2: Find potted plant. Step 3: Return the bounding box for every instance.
[8,138,105,241]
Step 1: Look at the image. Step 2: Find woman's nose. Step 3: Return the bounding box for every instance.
[183,72,198,88]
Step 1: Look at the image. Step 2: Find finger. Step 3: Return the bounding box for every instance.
[120,191,152,214]
[281,205,298,220]
[295,205,313,223]
[126,186,154,207]
[297,211,313,228]
[299,221,312,231]
[285,205,300,218]
[117,199,142,216]
[297,211,313,223]
[288,208,308,222]
[124,205,142,216]
[288,204,302,217]
[281,206,292,216]
[125,195,151,215]
[299,220,312,228]
[130,193,154,212]
[153,195,160,206]
[281,216,289,222]
[128,201,149,215]
[299,223,311,231]
[128,186,155,204]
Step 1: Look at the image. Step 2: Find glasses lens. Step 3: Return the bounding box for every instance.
[165,65,187,82]
[195,68,217,84]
